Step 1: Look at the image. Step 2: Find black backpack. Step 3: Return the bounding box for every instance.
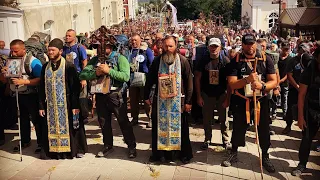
[24,39,47,65]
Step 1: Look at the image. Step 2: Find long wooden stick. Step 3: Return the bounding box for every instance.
[252,58,263,179]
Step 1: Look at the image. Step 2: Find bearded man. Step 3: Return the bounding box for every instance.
[144,36,193,164]
[39,38,88,159]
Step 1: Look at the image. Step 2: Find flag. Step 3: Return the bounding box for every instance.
[166,1,179,28]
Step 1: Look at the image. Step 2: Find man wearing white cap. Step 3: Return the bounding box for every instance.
[195,36,231,150]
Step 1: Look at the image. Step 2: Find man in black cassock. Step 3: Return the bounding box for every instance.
[39,38,87,159]
[144,36,193,164]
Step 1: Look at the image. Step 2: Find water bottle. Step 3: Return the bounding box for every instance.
[73,113,79,129]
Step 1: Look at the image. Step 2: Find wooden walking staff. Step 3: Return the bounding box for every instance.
[252,58,264,179]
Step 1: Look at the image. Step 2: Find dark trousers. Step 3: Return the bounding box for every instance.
[0,97,4,141]
[202,92,229,144]
[3,96,17,129]
[19,93,42,145]
[96,91,136,148]
[129,86,150,120]
[299,116,320,166]
[284,88,298,126]
[79,85,89,119]
[231,98,270,153]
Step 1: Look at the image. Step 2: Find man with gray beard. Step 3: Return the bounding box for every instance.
[144,36,193,164]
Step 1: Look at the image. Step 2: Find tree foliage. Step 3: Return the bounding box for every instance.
[297,0,320,6]
[169,0,241,23]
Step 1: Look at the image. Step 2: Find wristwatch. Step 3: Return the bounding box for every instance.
[261,82,266,92]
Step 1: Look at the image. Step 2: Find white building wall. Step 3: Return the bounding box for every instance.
[18,0,95,39]
[93,0,124,28]
[242,0,297,32]
[0,9,24,49]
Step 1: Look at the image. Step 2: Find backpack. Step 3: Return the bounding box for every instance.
[128,49,148,87]
[24,39,47,65]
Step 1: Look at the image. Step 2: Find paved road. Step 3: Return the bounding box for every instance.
[0,112,319,180]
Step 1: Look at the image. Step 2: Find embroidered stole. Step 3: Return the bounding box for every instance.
[157,55,182,151]
[45,57,71,152]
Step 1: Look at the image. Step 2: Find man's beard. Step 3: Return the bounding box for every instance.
[244,49,256,56]
[49,53,60,62]
[162,52,177,65]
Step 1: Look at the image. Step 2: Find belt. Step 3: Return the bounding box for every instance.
[234,90,263,125]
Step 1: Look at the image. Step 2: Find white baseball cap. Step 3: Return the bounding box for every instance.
[208,38,221,47]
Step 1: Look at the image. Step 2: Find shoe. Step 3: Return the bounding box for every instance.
[200,141,210,150]
[282,126,291,135]
[222,152,238,167]
[271,114,277,120]
[128,148,137,158]
[130,118,139,126]
[160,156,166,163]
[228,111,233,118]
[215,119,221,124]
[0,140,4,146]
[83,118,89,124]
[291,164,306,177]
[223,142,232,150]
[262,155,276,173]
[149,155,158,162]
[76,153,85,158]
[34,146,42,154]
[13,141,31,152]
[96,146,114,158]
[181,157,190,164]
[269,130,276,135]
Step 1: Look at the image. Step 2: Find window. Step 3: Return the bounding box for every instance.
[268,12,278,29]
[44,20,54,36]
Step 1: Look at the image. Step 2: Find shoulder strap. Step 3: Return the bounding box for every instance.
[77,44,83,60]
[261,51,266,61]
[24,53,32,77]
[236,53,240,62]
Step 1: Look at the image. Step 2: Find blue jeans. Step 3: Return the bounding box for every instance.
[280,85,289,116]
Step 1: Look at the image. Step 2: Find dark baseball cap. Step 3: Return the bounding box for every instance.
[242,34,256,45]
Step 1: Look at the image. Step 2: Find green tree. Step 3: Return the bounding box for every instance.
[169,0,240,23]
[297,0,317,6]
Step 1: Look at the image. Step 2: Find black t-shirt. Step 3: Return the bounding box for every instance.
[278,56,291,86]
[226,53,275,105]
[300,61,320,111]
[286,56,302,89]
[195,52,229,97]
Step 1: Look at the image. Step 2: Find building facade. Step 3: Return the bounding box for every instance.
[93,0,125,29]
[0,6,24,49]
[18,0,95,40]
[123,0,138,20]
[242,0,297,32]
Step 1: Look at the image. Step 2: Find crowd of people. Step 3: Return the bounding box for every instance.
[0,18,320,177]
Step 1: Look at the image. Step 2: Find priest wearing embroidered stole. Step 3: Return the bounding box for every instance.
[39,38,88,159]
[144,36,193,164]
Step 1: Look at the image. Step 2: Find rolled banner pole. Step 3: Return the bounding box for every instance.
[252,58,263,179]
[15,86,23,162]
